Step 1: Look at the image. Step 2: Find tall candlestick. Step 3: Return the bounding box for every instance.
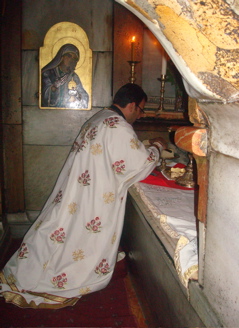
[131,36,135,61]
[161,51,167,75]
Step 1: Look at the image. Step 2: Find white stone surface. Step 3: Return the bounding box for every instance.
[204,153,239,326]
[22,50,39,106]
[23,106,101,146]
[202,103,239,160]
[23,0,113,51]
[24,145,71,210]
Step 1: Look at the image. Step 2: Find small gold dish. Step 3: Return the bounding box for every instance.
[163,167,186,180]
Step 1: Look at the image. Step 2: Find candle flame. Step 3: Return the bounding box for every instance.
[131,36,135,42]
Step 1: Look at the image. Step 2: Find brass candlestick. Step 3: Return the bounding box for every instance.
[175,153,195,188]
[156,74,166,115]
[128,61,140,84]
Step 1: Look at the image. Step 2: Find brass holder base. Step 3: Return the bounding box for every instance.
[175,153,195,188]
[157,158,167,171]
[156,153,180,177]
[156,74,166,115]
[128,61,140,84]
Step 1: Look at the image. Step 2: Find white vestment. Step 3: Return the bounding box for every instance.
[0,109,159,308]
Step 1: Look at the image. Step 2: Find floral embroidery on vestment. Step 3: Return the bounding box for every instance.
[53,190,63,204]
[51,273,67,289]
[130,138,140,149]
[18,243,29,259]
[103,117,120,128]
[90,143,103,155]
[71,125,98,153]
[68,202,77,214]
[111,232,116,244]
[112,160,125,174]
[79,123,91,139]
[147,151,157,163]
[86,126,98,141]
[78,170,91,186]
[35,220,43,230]
[86,217,102,233]
[72,249,85,261]
[95,259,110,276]
[78,140,87,151]
[103,192,115,204]
[50,228,66,243]
[71,141,81,152]
[43,261,48,270]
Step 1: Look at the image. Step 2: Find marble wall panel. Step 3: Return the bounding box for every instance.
[24,145,70,210]
[22,0,113,51]
[23,106,101,146]
[92,51,113,107]
[202,102,239,160]
[3,125,24,212]
[22,50,39,106]
[1,0,22,125]
[203,153,239,327]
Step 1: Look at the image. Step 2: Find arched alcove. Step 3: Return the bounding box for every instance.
[116,0,239,103]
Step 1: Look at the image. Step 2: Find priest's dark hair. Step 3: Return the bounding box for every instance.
[113,83,147,108]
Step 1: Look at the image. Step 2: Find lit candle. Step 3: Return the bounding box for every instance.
[161,51,167,75]
[131,36,135,61]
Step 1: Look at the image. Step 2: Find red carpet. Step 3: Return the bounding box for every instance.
[0,239,145,328]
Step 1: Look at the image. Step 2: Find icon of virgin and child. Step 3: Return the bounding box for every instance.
[41,44,89,109]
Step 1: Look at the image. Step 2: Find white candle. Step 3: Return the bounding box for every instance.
[161,51,167,75]
[131,36,135,61]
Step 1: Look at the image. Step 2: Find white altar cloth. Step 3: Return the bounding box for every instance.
[133,182,198,288]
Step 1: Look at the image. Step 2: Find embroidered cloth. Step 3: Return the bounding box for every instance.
[0,109,159,308]
[133,182,198,288]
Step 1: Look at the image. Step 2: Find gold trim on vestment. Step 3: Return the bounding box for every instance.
[1,270,79,309]
[26,290,76,303]
[0,271,7,284]
[1,291,79,309]
[0,271,19,292]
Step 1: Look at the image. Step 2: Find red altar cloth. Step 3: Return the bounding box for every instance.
[141,164,194,190]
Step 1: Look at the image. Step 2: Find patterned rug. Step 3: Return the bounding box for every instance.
[0,239,147,328]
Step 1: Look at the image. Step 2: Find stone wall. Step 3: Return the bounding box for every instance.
[22,0,113,214]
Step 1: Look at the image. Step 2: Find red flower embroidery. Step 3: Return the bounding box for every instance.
[86,217,102,233]
[103,117,120,128]
[78,170,91,186]
[51,273,67,289]
[95,259,110,276]
[147,151,157,163]
[50,228,66,243]
[71,141,81,152]
[86,127,98,140]
[53,190,63,204]
[112,160,125,174]
[18,243,29,259]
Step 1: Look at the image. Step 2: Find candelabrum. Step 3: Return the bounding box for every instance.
[128,61,140,84]
[175,153,196,188]
[155,74,166,115]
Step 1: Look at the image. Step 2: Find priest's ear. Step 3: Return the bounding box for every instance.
[128,102,136,112]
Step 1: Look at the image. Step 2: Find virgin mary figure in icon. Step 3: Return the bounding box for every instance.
[41,44,89,109]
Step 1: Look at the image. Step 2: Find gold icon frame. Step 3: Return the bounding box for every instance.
[39,22,92,110]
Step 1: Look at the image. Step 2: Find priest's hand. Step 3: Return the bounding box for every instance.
[149,137,167,150]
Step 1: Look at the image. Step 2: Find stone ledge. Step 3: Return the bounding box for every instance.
[7,212,34,238]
